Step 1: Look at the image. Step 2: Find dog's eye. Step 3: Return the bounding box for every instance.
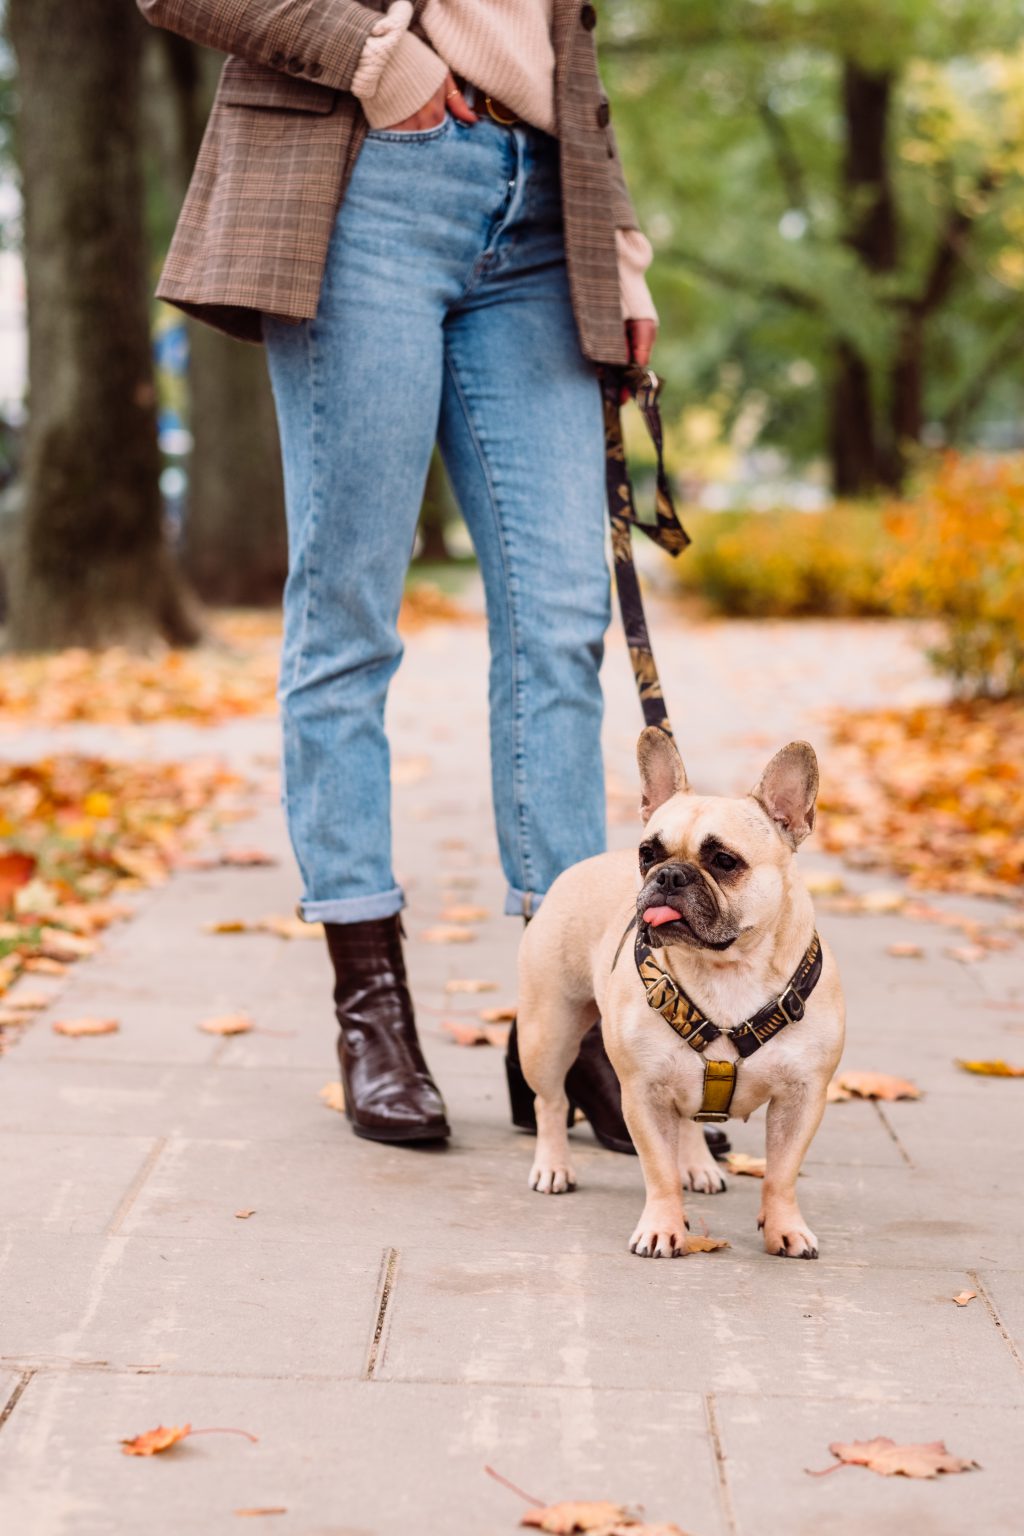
[712,851,738,873]
[639,843,660,871]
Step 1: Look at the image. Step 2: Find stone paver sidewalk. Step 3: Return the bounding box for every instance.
[0,593,1021,1535]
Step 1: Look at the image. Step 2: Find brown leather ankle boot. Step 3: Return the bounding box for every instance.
[325,915,450,1144]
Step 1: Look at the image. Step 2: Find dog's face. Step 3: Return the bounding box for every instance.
[634,728,819,953]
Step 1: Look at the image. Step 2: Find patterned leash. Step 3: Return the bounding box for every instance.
[601,364,690,740]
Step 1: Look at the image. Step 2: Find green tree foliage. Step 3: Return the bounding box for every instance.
[604,0,1024,491]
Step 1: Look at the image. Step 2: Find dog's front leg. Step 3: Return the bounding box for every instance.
[622,1088,688,1257]
[759,1085,826,1259]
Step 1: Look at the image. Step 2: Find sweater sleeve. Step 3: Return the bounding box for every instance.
[616,229,658,324]
[350,1,448,129]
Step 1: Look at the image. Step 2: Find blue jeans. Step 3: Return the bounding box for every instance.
[264,115,610,923]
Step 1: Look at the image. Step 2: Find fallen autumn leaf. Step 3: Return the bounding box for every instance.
[444,978,498,994]
[828,1071,921,1102]
[121,1424,191,1457]
[684,1235,730,1254]
[723,1153,766,1178]
[956,1059,1024,1077]
[808,1436,979,1479]
[952,1290,977,1306]
[52,1017,119,1038]
[198,1013,253,1036]
[420,925,476,944]
[320,1082,345,1113]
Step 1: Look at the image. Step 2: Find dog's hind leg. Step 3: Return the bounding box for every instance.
[518,989,592,1196]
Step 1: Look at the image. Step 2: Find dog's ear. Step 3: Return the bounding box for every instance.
[637,727,689,825]
[751,742,819,849]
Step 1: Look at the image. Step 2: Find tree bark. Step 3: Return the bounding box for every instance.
[146,36,288,607]
[829,60,901,495]
[7,0,198,650]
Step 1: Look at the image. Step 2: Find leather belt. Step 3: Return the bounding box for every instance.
[455,77,521,127]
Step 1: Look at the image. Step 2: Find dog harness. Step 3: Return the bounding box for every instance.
[613,917,823,1122]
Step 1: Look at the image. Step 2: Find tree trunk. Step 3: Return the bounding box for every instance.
[829,60,902,495]
[414,452,457,564]
[7,0,198,650]
[146,36,288,606]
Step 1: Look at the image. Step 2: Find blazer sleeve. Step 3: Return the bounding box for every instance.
[136,0,382,94]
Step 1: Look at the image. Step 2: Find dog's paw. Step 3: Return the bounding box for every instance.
[529,1160,577,1195]
[681,1159,727,1195]
[758,1210,818,1260]
[629,1206,688,1258]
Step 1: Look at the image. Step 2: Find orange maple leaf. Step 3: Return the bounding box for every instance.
[812,1436,978,1479]
[121,1423,191,1457]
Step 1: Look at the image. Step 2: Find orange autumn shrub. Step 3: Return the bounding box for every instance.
[884,453,1024,697]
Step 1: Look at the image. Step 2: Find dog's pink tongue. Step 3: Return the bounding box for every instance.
[643,905,680,928]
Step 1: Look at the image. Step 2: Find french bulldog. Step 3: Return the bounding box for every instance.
[516,728,845,1259]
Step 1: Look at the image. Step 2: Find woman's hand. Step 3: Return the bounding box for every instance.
[626,319,657,369]
[384,70,478,133]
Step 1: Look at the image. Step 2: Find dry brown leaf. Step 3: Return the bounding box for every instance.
[444,978,498,994]
[684,1235,730,1254]
[38,928,98,962]
[205,920,251,934]
[4,991,50,1013]
[219,848,277,867]
[522,1502,632,1534]
[0,851,37,910]
[439,904,490,923]
[121,1424,191,1457]
[812,1436,978,1479]
[52,1017,119,1038]
[199,1013,253,1036]
[479,1005,517,1024]
[235,1209,256,1220]
[320,1082,345,1113]
[442,1019,509,1048]
[420,925,476,944]
[956,1059,1024,1077]
[828,1071,921,1102]
[887,942,924,958]
[723,1152,766,1178]
[22,957,68,977]
[804,872,846,896]
[952,1290,977,1307]
[946,944,987,964]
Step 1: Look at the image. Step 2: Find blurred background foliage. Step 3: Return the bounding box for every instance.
[0,0,1022,695]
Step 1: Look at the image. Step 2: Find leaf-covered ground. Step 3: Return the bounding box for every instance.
[819,698,1024,900]
[0,588,474,728]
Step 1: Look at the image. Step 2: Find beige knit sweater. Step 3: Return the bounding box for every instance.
[351,0,656,322]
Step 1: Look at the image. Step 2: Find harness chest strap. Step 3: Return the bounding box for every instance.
[627,925,824,1123]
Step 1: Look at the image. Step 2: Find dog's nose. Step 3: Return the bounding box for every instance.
[654,863,694,892]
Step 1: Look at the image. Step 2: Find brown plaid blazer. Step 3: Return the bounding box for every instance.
[137,0,638,363]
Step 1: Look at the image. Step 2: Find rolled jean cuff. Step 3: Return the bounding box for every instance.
[504,885,545,919]
[300,886,405,924]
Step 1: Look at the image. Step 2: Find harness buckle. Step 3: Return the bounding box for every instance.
[779,985,805,1023]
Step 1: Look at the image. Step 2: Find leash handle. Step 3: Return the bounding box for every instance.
[602,364,689,742]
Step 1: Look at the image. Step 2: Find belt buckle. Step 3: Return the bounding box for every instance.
[484,95,519,127]
[693,1109,730,1123]
[779,985,805,1023]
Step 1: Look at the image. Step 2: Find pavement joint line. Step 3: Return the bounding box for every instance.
[869,1101,914,1167]
[104,1136,169,1238]
[702,1392,739,1536]
[0,1370,35,1435]
[968,1270,1024,1376]
[364,1246,400,1381]
[4,1360,1015,1411]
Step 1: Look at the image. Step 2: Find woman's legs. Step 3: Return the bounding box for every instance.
[436,128,610,917]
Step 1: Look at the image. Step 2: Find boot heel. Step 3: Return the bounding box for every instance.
[505,1049,537,1132]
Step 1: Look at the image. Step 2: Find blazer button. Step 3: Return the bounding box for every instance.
[307,61,323,78]
[580,3,597,28]
[287,56,305,73]
[270,50,286,68]
[596,100,611,128]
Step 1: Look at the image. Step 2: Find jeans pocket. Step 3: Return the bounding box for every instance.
[365,115,454,144]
